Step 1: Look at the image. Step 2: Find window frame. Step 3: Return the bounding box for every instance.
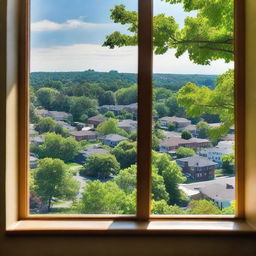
[16,0,246,225]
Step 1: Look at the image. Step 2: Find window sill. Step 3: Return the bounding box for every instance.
[6,219,256,235]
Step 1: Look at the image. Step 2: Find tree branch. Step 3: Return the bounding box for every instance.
[193,103,234,109]
[172,38,233,45]
[198,46,233,54]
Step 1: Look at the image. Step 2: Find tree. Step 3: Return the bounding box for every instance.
[34,158,79,212]
[165,94,184,117]
[38,133,79,162]
[176,147,195,159]
[115,165,136,193]
[96,118,128,136]
[154,103,169,118]
[115,164,169,202]
[70,96,97,121]
[104,111,115,118]
[35,117,56,133]
[103,1,234,139]
[222,200,235,215]
[35,117,68,137]
[80,154,120,179]
[79,180,133,214]
[52,93,71,112]
[36,87,59,110]
[152,134,160,151]
[181,130,192,140]
[222,153,235,174]
[115,85,137,105]
[196,121,210,139]
[177,70,234,140]
[188,199,221,215]
[152,168,169,202]
[103,1,233,64]
[152,200,185,215]
[98,91,116,106]
[168,122,175,131]
[111,140,136,169]
[152,152,186,205]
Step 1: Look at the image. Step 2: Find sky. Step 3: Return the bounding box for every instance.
[30,0,233,74]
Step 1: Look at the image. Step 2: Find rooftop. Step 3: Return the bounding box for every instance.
[70,130,97,137]
[160,116,191,123]
[104,134,128,141]
[180,177,235,201]
[177,155,217,167]
[87,115,107,122]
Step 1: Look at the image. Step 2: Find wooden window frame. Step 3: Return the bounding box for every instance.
[5,0,256,234]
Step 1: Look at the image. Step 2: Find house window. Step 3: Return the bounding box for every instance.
[19,0,244,220]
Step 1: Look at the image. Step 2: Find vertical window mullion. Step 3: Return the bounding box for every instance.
[234,0,245,218]
[19,0,30,219]
[137,0,153,221]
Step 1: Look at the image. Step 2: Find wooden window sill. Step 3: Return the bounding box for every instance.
[6,220,256,235]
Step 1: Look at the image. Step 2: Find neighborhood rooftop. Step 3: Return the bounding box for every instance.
[104,134,128,141]
[177,155,217,167]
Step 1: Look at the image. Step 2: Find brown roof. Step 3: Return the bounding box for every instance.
[160,137,210,147]
[160,137,187,147]
[87,115,107,122]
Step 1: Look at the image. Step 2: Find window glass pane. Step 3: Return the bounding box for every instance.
[151,0,235,215]
[29,0,137,215]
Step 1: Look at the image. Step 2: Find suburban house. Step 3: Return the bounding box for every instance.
[178,124,197,136]
[124,103,138,114]
[160,137,211,153]
[118,119,137,133]
[179,177,235,209]
[87,115,107,128]
[35,108,49,117]
[200,147,233,167]
[103,134,128,147]
[30,135,45,146]
[48,111,72,121]
[98,103,137,116]
[162,131,181,139]
[221,134,235,141]
[98,105,125,115]
[70,130,99,142]
[159,116,191,129]
[29,124,38,136]
[176,155,217,180]
[56,121,76,132]
[30,155,39,169]
[73,145,109,164]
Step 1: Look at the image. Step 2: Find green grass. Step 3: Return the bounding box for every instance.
[215,169,225,177]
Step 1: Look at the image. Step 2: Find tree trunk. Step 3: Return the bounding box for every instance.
[47,196,52,212]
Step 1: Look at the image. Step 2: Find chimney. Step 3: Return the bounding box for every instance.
[226,183,234,189]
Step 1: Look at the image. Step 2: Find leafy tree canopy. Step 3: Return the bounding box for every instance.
[34,158,79,211]
[188,199,221,215]
[80,154,120,179]
[96,118,128,137]
[79,180,135,214]
[111,140,137,169]
[103,1,233,65]
[177,70,234,139]
[181,130,192,140]
[38,133,79,162]
[176,146,195,158]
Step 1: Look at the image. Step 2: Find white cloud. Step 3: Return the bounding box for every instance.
[31,44,233,74]
[31,19,115,32]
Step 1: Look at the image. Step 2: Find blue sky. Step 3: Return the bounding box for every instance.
[30,0,233,73]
